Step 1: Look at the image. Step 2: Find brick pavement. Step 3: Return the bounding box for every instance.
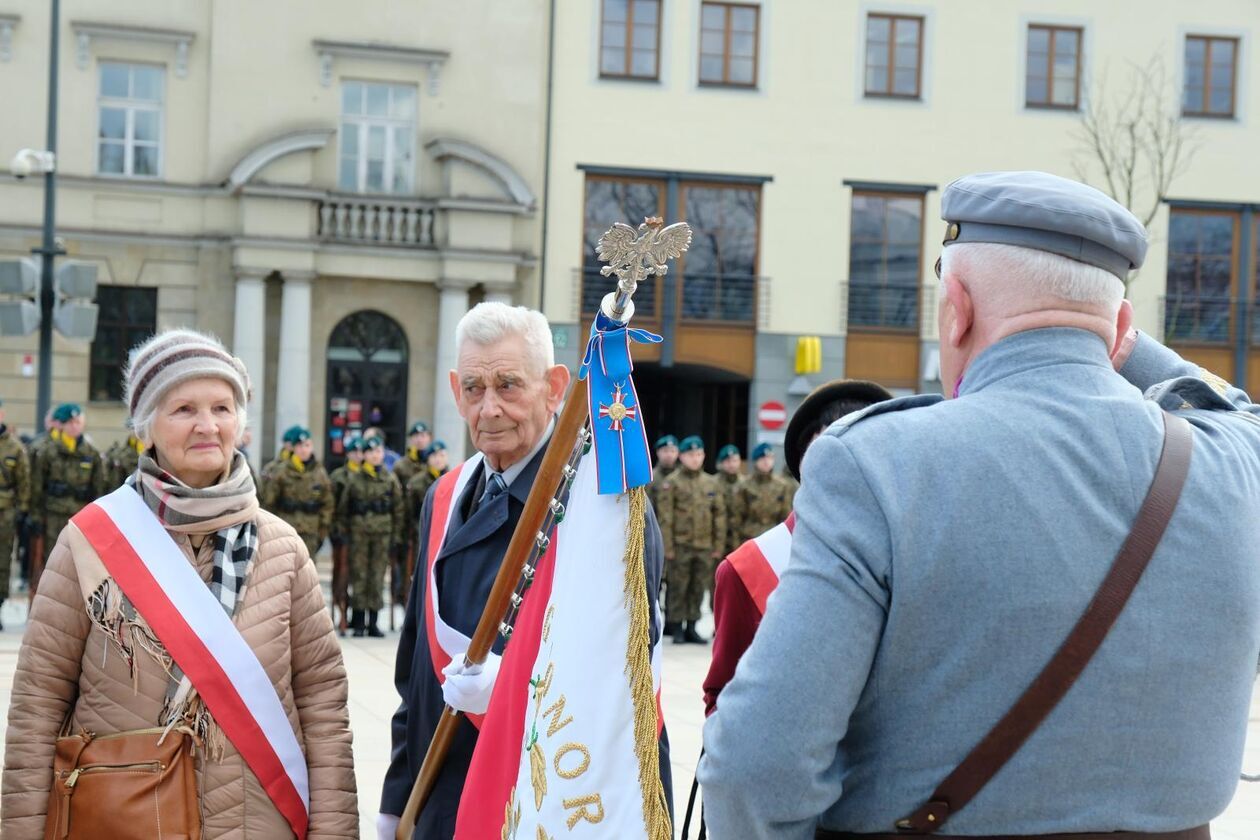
[0,598,1257,838]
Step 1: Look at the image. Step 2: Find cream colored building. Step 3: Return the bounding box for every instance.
[542,0,1260,457]
[0,0,548,465]
[3,0,1258,466]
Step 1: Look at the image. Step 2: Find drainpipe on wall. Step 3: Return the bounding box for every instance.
[538,0,557,317]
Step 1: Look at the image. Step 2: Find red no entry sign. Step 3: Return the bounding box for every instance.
[758,400,787,430]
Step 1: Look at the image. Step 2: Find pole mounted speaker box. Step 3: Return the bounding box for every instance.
[54,260,98,300]
[0,257,38,296]
[0,299,40,336]
[53,300,99,341]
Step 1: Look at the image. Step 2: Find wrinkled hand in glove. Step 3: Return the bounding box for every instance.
[440,652,502,715]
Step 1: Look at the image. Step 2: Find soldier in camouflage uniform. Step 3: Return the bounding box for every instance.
[338,435,403,637]
[260,425,334,560]
[650,434,681,634]
[259,430,296,498]
[0,400,31,626]
[391,420,432,492]
[656,435,726,644]
[404,439,447,568]
[328,435,364,635]
[30,404,105,592]
[736,442,793,541]
[104,427,145,490]
[716,444,746,557]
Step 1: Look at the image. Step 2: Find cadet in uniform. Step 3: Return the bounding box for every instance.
[261,425,334,560]
[338,435,403,637]
[657,435,725,644]
[259,430,296,497]
[392,420,433,492]
[405,440,448,545]
[29,404,105,592]
[0,400,30,626]
[103,426,144,490]
[715,444,745,557]
[701,172,1250,840]
[651,434,683,635]
[328,436,363,634]
[736,442,793,542]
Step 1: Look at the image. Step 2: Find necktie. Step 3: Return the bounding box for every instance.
[472,471,507,515]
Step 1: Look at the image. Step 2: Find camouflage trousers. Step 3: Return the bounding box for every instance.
[0,507,15,600]
[349,530,390,611]
[296,531,323,562]
[666,547,712,624]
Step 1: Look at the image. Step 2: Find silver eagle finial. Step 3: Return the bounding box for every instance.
[595,216,692,323]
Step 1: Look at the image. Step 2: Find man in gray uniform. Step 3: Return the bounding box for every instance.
[699,171,1255,839]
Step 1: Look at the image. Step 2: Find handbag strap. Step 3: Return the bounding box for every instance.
[896,411,1193,834]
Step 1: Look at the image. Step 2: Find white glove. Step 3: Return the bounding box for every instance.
[376,812,401,840]
[441,652,502,715]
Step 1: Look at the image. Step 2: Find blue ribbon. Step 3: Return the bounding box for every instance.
[579,312,662,495]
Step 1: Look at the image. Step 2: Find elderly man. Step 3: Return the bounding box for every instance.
[381,301,669,840]
[699,172,1259,840]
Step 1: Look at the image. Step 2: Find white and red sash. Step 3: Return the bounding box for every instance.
[72,487,310,839]
[726,513,796,615]
[423,455,485,728]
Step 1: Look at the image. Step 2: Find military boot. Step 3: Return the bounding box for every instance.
[351,609,366,637]
[367,610,385,638]
[683,621,707,644]
[673,623,688,645]
[663,620,681,637]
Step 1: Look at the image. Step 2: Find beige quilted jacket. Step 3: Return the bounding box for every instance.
[1,509,359,838]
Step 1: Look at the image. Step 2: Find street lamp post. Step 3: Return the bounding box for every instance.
[32,0,62,434]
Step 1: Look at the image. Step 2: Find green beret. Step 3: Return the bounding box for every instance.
[717,444,740,462]
[52,403,82,423]
[678,435,704,453]
[344,436,365,453]
[363,435,384,450]
[409,421,431,436]
[751,442,773,460]
[655,435,679,449]
[282,425,311,444]
[422,440,447,460]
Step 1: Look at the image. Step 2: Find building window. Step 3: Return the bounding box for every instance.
[582,176,665,318]
[338,81,417,194]
[600,0,661,80]
[1165,210,1237,343]
[865,13,922,98]
[97,62,163,177]
[848,192,923,330]
[679,183,760,321]
[698,2,759,87]
[1026,24,1081,109]
[1183,35,1238,117]
[90,286,158,402]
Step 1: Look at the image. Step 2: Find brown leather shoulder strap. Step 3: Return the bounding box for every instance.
[897,411,1194,834]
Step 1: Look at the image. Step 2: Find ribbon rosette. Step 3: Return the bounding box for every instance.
[578,312,662,495]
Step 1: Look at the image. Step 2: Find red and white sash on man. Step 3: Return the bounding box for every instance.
[726,513,796,615]
[72,486,310,839]
[423,454,485,728]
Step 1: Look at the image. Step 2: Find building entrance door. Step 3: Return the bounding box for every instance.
[633,363,749,471]
[324,310,409,467]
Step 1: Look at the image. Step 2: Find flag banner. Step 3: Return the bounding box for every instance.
[579,311,661,496]
[453,459,669,840]
[726,513,796,616]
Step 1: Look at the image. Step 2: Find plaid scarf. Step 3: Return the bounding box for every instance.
[129,450,260,617]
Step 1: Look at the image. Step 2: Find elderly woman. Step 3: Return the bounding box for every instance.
[1,329,358,838]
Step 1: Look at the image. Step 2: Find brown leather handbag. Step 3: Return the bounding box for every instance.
[44,725,201,840]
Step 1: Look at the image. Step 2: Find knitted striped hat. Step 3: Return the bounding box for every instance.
[125,329,252,432]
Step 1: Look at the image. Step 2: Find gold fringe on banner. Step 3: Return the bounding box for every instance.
[622,486,673,840]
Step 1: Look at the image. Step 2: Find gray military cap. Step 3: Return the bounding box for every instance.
[940,171,1148,278]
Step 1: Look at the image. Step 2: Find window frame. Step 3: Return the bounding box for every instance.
[1025,23,1083,110]
[1164,207,1240,346]
[697,1,761,89]
[89,285,158,403]
[95,61,165,179]
[599,0,663,81]
[1182,34,1240,118]
[337,80,419,195]
[847,190,926,334]
[863,13,924,100]
[579,174,668,321]
[676,179,762,324]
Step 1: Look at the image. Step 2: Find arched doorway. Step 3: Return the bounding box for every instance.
[633,362,750,472]
[325,310,409,466]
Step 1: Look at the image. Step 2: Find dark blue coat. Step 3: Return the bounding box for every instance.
[382,444,672,839]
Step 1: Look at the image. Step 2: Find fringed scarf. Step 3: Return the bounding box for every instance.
[88,450,260,760]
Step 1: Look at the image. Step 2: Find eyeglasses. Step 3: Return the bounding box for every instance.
[934,256,942,279]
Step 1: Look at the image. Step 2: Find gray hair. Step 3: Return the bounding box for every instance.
[455,302,555,374]
[940,242,1124,311]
